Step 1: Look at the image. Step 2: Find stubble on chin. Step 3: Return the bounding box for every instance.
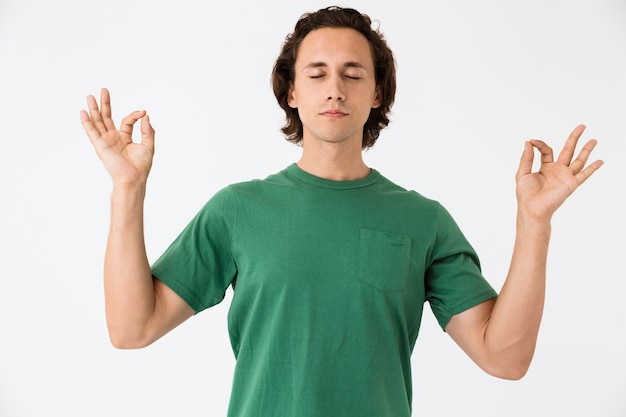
[305,122,361,146]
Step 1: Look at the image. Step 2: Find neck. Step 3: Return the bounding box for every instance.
[297,137,370,181]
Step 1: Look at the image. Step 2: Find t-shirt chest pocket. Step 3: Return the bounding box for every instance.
[357,228,412,291]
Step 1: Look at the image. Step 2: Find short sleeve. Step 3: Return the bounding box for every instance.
[151,186,238,313]
[425,204,498,330]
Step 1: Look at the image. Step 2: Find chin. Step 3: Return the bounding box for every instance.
[310,129,360,146]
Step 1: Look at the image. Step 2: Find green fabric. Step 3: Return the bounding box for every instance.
[151,164,497,417]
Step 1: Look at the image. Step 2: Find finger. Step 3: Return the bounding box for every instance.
[529,139,554,164]
[569,139,598,173]
[516,141,535,179]
[99,88,116,131]
[140,114,155,152]
[557,124,586,165]
[86,93,108,135]
[575,159,604,185]
[119,110,147,143]
[80,109,102,144]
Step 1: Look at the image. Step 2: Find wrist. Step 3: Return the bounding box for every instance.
[111,180,146,195]
[516,208,552,239]
[110,181,147,207]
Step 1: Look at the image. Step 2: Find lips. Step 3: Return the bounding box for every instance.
[321,109,348,118]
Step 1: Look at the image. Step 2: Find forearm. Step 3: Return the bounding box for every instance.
[485,211,550,376]
[103,183,156,348]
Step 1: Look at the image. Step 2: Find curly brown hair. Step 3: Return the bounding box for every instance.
[271,6,396,150]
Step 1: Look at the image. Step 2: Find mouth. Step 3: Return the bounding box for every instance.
[321,109,348,118]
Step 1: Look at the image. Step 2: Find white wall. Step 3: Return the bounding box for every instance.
[1,0,624,416]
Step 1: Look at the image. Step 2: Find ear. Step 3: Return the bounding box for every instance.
[287,82,297,108]
[371,86,382,109]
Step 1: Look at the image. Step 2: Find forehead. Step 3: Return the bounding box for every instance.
[296,27,374,69]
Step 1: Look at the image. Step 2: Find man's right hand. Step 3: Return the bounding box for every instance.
[80,88,155,186]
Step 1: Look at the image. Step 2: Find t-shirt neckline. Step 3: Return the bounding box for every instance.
[286,163,380,189]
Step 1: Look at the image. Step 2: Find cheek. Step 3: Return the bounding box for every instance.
[288,85,317,110]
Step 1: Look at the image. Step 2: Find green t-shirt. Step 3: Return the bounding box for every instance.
[151,164,497,417]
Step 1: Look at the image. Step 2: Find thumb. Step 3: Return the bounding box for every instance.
[516,141,534,180]
[140,114,155,152]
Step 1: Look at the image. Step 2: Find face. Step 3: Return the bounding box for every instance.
[288,27,381,147]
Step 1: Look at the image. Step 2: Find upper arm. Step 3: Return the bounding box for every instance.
[146,278,195,345]
[444,298,496,373]
[107,278,194,349]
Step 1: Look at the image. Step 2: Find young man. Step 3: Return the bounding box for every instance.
[80,6,603,417]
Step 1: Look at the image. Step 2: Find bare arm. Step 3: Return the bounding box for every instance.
[446,125,603,380]
[81,88,193,349]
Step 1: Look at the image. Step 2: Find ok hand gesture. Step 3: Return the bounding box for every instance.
[80,88,155,187]
[515,124,604,222]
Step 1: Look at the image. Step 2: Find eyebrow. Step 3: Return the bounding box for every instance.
[304,61,366,70]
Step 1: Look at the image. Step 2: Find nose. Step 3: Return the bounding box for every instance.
[326,75,345,101]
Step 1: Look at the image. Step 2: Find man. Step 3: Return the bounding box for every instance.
[80,6,603,417]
